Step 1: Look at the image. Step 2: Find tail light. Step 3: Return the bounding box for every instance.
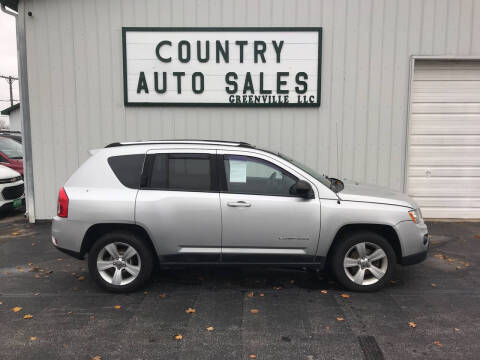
[57,187,69,218]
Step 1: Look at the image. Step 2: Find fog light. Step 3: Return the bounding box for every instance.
[51,236,58,246]
[423,234,429,245]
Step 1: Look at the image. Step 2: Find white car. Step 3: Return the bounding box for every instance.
[0,165,24,212]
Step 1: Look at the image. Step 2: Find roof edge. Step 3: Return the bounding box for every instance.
[1,103,20,115]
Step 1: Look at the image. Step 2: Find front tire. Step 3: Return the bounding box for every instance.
[88,231,154,293]
[330,231,395,292]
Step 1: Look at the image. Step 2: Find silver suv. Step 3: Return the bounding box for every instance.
[52,140,429,292]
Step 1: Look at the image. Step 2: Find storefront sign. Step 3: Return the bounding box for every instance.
[122,28,321,107]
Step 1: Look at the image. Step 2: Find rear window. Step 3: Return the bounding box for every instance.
[108,154,145,189]
[149,153,212,192]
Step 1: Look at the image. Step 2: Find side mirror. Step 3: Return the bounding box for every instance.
[291,180,314,199]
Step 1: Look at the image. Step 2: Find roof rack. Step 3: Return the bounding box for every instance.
[105,139,255,149]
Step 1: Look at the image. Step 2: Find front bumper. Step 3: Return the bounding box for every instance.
[395,220,429,265]
[400,248,428,265]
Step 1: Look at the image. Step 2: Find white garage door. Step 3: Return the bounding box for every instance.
[408,60,480,219]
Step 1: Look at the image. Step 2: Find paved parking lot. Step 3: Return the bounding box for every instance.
[0,211,479,359]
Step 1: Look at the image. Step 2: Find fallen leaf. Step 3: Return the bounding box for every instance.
[12,232,19,236]
[247,292,254,298]
[447,258,456,263]
[12,306,22,312]
[159,293,166,299]
[72,287,78,291]
[144,291,148,295]
[341,294,350,298]
[24,314,33,319]
[259,293,264,297]
[30,337,37,341]
[28,262,33,266]
[475,235,480,239]
[175,334,183,340]
[465,263,471,267]
[34,274,40,279]
[71,272,76,276]
[433,341,442,347]
[455,328,460,332]
[16,267,23,273]
[434,254,445,260]
[390,280,398,284]
[250,309,259,314]
[0,301,2,305]
[114,305,121,309]
[185,307,196,313]
[325,326,330,330]
[92,356,102,360]
[34,293,40,296]
[206,326,214,331]
[90,315,95,320]
[77,276,85,281]
[408,321,416,328]
[456,266,462,270]
[431,283,437,287]
[273,286,282,290]
[249,355,257,359]
[321,290,328,294]
[290,280,295,284]
[57,258,63,261]
[336,317,344,322]
[67,311,72,315]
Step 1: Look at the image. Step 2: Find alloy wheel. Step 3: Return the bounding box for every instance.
[96,242,141,286]
[343,242,388,286]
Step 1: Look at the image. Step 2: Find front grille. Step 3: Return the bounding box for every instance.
[0,176,22,184]
[2,184,24,200]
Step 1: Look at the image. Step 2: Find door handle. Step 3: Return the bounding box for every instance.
[227,201,251,207]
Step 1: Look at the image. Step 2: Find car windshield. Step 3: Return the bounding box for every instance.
[273,152,332,188]
[0,136,23,159]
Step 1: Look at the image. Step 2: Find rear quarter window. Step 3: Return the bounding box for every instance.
[107,154,145,189]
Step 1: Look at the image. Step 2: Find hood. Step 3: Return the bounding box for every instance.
[0,164,21,180]
[338,180,415,208]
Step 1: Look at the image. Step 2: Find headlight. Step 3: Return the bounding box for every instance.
[408,209,422,223]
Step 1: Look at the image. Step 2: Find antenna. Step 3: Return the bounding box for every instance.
[336,121,340,179]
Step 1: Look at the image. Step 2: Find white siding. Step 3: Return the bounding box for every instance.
[7,108,21,132]
[408,60,480,218]
[21,0,480,219]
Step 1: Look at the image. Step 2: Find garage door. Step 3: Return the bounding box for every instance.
[408,60,480,219]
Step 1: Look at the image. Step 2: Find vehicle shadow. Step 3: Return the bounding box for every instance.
[149,265,340,292]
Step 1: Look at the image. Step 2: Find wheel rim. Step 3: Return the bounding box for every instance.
[96,242,141,286]
[343,242,388,286]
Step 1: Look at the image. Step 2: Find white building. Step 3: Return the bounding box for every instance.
[0,103,21,131]
[1,0,479,221]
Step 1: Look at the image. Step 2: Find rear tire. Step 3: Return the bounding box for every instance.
[88,231,154,293]
[330,231,395,292]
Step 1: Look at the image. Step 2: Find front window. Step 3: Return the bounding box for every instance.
[275,153,332,189]
[223,155,297,196]
[0,137,23,159]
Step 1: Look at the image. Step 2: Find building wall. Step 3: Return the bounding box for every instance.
[22,0,480,219]
[8,108,21,132]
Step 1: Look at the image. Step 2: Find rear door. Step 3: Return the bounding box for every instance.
[135,149,221,263]
[218,150,321,264]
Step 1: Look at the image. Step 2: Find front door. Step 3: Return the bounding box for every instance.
[219,151,321,264]
[135,149,221,263]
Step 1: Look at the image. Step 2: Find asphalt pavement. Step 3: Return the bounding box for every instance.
[0,210,479,360]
